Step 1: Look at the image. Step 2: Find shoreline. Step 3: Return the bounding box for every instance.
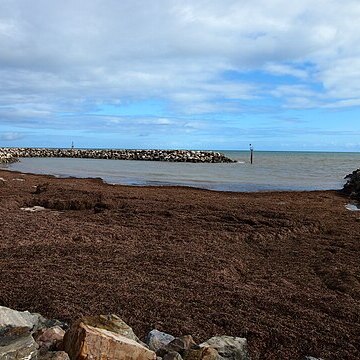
[0,169,359,359]
[0,167,342,194]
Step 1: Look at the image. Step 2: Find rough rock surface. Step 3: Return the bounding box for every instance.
[79,314,144,344]
[0,306,39,345]
[0,335,38,359]
[38,351,70,360]
[64,320,156,360]
[34,326,65,351]
[0,306,70,360]
[147,329,175,352]
[184,347,219,360]
[200,336,250,360]
[158,335,197,357]
[163,351,184,360]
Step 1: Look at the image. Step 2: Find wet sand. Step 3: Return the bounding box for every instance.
[0,169,359,359]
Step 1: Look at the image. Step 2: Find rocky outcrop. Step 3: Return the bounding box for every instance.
[0,147,235,163]
[343,168,360,199]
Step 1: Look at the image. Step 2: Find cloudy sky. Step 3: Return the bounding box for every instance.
[1,0,360,151]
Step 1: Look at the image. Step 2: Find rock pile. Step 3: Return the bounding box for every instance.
[0,148,235,163]
[0,306,250,360]
[343,169,360,200]
[0,306,68,359]
[0,306,325,360]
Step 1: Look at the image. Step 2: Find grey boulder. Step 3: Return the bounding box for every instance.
[0,335,38,360]
[200,336,250,360]
[0,306,40,345]
[147,329,175,352]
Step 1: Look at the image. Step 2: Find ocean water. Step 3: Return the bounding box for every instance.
[2,151,360,192]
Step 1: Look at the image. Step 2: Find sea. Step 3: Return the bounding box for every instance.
[1,150,360,192]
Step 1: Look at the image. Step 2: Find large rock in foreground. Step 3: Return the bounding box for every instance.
[63,316,156,360]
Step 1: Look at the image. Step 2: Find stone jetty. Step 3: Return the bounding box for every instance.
[0,148,235,164]
[0,148,19,164]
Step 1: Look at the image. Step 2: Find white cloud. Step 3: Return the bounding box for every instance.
[0,0,360,133]
[263,64,308,79]
[0,132,24,141]
[319,57,360,99]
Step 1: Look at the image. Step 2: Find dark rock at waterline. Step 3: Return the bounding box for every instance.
[343,168,360,199]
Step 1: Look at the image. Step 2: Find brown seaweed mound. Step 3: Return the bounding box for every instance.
[0,169,359,359]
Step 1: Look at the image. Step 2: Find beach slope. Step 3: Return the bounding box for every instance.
[0,170,359,359]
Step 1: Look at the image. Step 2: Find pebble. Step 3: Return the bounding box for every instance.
[20,206,47,212]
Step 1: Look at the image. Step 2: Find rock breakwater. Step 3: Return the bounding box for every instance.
[0,148,235,164]
[0,148,19,164]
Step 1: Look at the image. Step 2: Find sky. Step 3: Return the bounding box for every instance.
[1,0,360,151]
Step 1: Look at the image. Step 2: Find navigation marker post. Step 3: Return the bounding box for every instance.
[249,144,254,164]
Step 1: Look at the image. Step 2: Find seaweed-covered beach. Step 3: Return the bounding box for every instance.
[0,169,359,359]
